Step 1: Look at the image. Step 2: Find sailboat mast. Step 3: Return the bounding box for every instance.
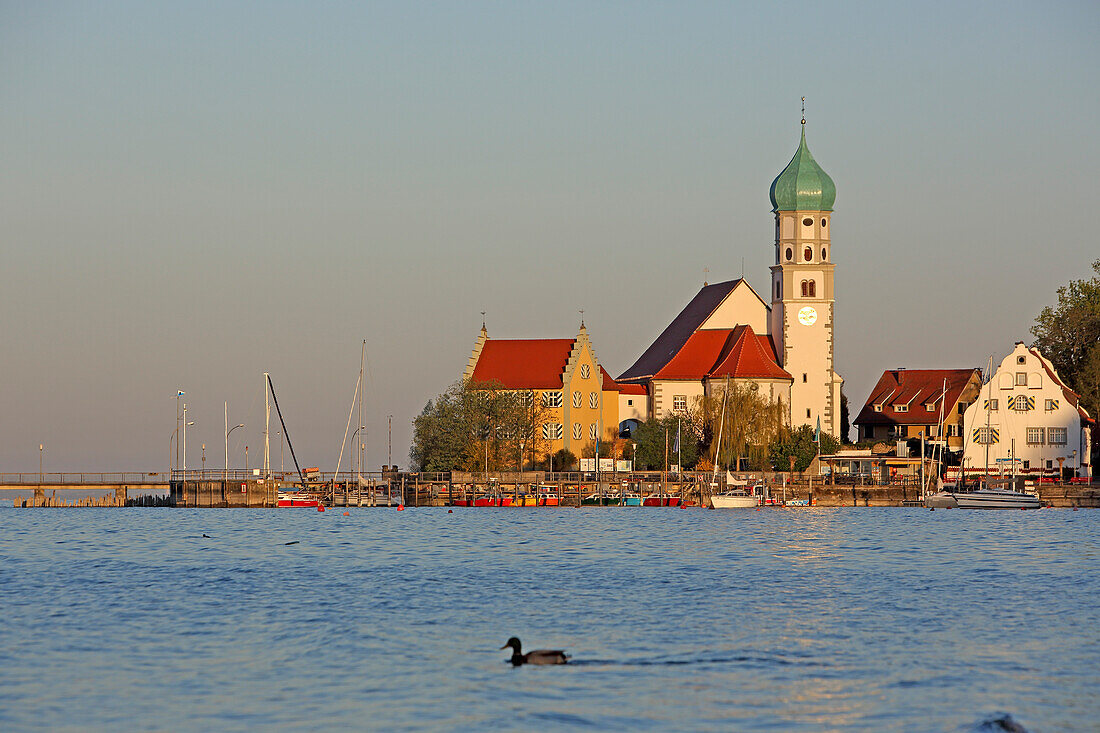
[358,340,365,478]
[711,375,729,486]
[984,355,993,477]
[264,372,271,480]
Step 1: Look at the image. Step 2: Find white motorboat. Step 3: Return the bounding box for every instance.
[711,489,758,508]
[950,486,1041,510]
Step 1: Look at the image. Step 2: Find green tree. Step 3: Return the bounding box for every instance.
[840,390,850,444]
[631,415,700,470]
[1031,258,1100,420]
[409,379,551,471]
[768,425,840,472]
[693,382,787,471]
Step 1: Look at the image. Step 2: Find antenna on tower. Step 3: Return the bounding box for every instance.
[801,96,806,126]
[703,267,709,286]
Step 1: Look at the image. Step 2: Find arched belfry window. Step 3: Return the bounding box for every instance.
[808,280,816,297]
[800,280,808,297]
[804,246,813,262]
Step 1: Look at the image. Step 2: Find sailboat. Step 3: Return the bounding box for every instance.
[707,377,758,508]
[925,359,1041,509]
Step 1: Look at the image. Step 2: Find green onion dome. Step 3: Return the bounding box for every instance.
[770,126,835,212]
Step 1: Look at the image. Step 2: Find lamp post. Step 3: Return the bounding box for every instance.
[224,400,244,483]
[388,414,393,469]
[182,409,194,477]
[39,443,44,484]
[175,390,184,471]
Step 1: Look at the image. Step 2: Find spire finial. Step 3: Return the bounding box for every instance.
[801,96,806,126]
[480,311,486,330]
[579,309,585,328]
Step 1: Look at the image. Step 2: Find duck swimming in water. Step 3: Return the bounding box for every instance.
[501,637,569,666]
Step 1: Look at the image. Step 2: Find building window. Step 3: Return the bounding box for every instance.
[1022,460,1030,470]
[580,364,590,379]
[873,404,883,412]
[572,391,583,408]
[589,392,599,409]
[542,423,563,440]
[1046,460,1054,470]
[589,423,598,439]
[802,217,813,226]
[1012,395,1034,411]
[821,247,827,260]
[973,427,998,444]
[895,404,909,413]
[806,409,811,419]
[1017,355,1026,365]
[802,373,808,383]
[801,280,807,297]
[822,218,827,228]
[542,391,562,408]
[1026,427,1044,445]
[804,246,813,262]
[1016,372,1027,386]
[673,395,687,413]
[984,399,998,411]
[626,399,633,406]
[1045,399,1059,411]
[808,280,816,297]
[572,423,583,440]
[785,247,793,262]
[926,404,935,412]
[1048,427,1067,445]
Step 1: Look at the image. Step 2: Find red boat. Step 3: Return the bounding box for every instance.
[277,491,321,508]
[643,493,681,507]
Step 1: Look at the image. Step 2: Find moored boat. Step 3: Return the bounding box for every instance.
[277,491,321,508]
[710,490,757,508]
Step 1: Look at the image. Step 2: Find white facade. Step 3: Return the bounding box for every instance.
[769,210,842,435]
[962,343,1092,478]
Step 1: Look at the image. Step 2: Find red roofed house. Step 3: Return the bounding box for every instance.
[853,368,983,450]
[463,324,622,456]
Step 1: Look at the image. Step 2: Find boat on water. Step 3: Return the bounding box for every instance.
[926,479,1041,510]
[581,491,621,506]
[622,492,642,506]
[277,491,321,508]
[536,486,560,506]
[710,489,758,508]
[643,492,681,507]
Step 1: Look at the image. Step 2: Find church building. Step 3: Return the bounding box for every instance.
[619,121,843,436]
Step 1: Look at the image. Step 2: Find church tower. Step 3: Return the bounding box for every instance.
[768,116,843,436]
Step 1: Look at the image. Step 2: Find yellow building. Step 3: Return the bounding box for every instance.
[464,324,620,458]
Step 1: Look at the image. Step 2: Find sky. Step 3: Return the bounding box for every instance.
[2,1,1098,473]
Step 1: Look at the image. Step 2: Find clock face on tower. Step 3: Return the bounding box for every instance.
[798,306,818,326]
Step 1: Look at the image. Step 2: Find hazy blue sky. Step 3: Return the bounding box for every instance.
[2,1,1098,472]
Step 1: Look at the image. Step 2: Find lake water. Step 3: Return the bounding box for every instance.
[1,506,1097,731]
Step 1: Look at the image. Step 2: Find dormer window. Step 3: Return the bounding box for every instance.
[873,404,883,412]
[925,403,936,412]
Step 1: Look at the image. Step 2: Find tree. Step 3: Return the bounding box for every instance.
[1031,259,1100,420]
[631,415,700,470]
[840,390,851,444]
[409,379,552,471]
[693,382,787,471]
[768,425,840,473]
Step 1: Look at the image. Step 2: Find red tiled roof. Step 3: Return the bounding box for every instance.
[469,339,574,389]
[654,325,791,381]
[854,369,981,427]
[599,366,620,392]
[712,327,794,380]
[617,383,648,395]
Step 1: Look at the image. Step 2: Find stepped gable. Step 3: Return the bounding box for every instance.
[618,280,745,381]
[1027,347,1094,422]
[468,339,575,389]
[855,369,978,427]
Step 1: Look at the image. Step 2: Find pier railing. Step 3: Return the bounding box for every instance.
[0,472,166,485]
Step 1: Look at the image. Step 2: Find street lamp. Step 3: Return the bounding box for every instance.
[39,443,44,484]
[225,421,244,482]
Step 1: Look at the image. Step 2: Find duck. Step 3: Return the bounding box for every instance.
[500,637,569,666]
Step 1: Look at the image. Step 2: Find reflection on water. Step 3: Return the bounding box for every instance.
[0,507,1097,731]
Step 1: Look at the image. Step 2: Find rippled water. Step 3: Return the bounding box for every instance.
[1,506,1097,731]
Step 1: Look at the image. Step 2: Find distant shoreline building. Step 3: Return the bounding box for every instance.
[464,324,621,457]
[961,343,1093,479]
[618,122,842,435]
[854,368,983,451]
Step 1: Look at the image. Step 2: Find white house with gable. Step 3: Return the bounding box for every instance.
[962,343,1093,479]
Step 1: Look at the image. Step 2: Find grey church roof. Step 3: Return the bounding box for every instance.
[618,279,746,382]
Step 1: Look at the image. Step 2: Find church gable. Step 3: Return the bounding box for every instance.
[698,280,769,333]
